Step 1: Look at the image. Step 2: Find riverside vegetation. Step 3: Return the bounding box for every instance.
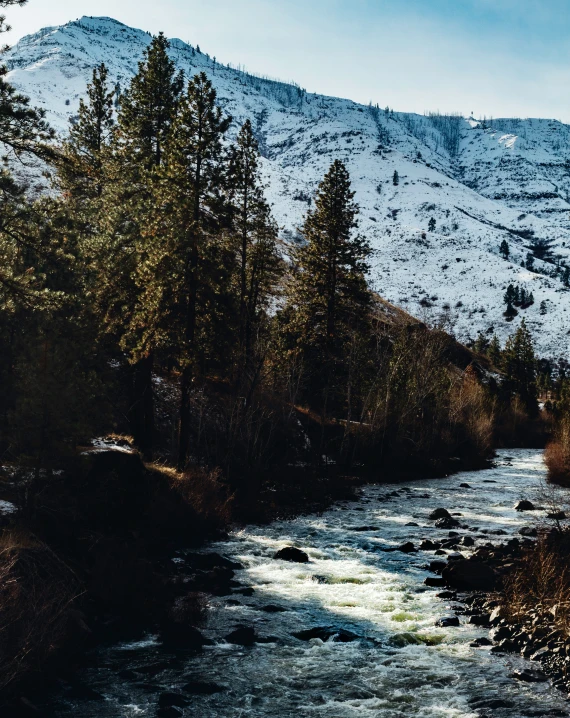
[0,2,561,712]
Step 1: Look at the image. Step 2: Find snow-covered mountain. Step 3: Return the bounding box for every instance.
[6,16,570,358]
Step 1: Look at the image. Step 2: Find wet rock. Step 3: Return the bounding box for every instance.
[182,680,225,694]
[349,525,379,531]
[274,547,309,563]
[435,517,460,529]
[460,536,475,547]
[429,560,447,574]
[429,508,452,520]
[158,693,189,708]
[397,542,417,553]
[468,614,490,626]
[419,540,440,550]
[225,626,257,646]
[459,483,472,488]
[547,511,567,520]
[156,708,183,718]
[292,627,358,642]
[511,668,548,682]
[470,637,492,647]
[442,559,496,591]
[531,647,550,661]
[489,607,502,625]
[434,549,447,555]
[161,624,209,651]
[405,522,419,527]
[491,639,518,653]
[435,616,460,627]
[234,587,255,596]
[514,500,535,511]
[518,526,538,537]
[260,604,287,613]
[436,590,457,599]
[424,577,446,587]
[490,626,512,642]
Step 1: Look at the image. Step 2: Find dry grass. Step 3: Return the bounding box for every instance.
[0,529,82,695]
[147,462,234,530]
[503,532,570,635]
[545,417,570,485]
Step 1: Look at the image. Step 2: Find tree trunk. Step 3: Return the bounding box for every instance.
[130,353,154,460]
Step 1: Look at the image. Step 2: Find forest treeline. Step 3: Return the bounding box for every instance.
[0,33,545,493]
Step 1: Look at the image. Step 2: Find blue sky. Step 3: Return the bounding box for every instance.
[4,0,570,121]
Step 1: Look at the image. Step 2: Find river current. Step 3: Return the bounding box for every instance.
[49,449,570,717]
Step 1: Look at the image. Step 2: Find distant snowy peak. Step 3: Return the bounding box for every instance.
[6,16,570,358]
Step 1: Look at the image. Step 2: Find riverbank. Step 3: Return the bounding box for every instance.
[29,449,569,718]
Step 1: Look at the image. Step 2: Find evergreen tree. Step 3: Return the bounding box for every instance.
[131,72,232,469]
[504,284,515,306]
[428,217,436,232]
[393,170,399,186]
[487,334,501,366]
[95,34,184,458]
[58,63,114,201]
[228,119,281,379]
[285,160,372,408]
[526,253,535,270]
[499,239,509,260]
[502,319,538,416]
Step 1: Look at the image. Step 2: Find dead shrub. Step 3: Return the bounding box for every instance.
[503,532,570,634]
[0,530,81,695]
[545,416,570,485]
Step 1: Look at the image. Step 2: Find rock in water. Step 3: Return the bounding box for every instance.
[274,547,309,563]
[514,500,535,511]
[397,542,417,553]
[435,517,460,529]
[435,616,460,627]
[225,627,257,646]
[442,559,496,591]
[429,508,452,520]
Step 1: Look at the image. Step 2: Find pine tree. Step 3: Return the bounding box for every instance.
[227,119,281,380]
[393,170,399,186]
[95,34,183,459]
[487,334,501,366]
[499,239,509,260]
[428,217,436,232]
[131,72,232,469]
[285,160,372,408]
[58,63,114,201]
[526,253,535,270]
[504,284,515,306]
[502,319,538,416]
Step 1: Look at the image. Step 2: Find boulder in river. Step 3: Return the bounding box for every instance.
[459,483,471,488]
[435,616,460,627]
[470,637,492,647]
[547,511,566,520]
[397,542,417,553]
[519,526,538,537]
[511,668,547,683]
[442,559,497,591]
[293,627,358,643]
[434,517,460,529]
[429,508,452,520]
[274,547,309,563]
[424,577,446,587]
[514,500,535,511]
[419,540,440,550]
[225,627,257,646]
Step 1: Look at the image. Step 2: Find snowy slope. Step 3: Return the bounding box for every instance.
[6,16,570,358]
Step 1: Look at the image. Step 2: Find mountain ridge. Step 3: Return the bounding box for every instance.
[6,15,570,358]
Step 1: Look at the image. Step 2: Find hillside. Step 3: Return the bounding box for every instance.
[6,15,570,358]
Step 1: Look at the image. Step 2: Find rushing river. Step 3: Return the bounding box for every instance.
[48,449,570,717]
